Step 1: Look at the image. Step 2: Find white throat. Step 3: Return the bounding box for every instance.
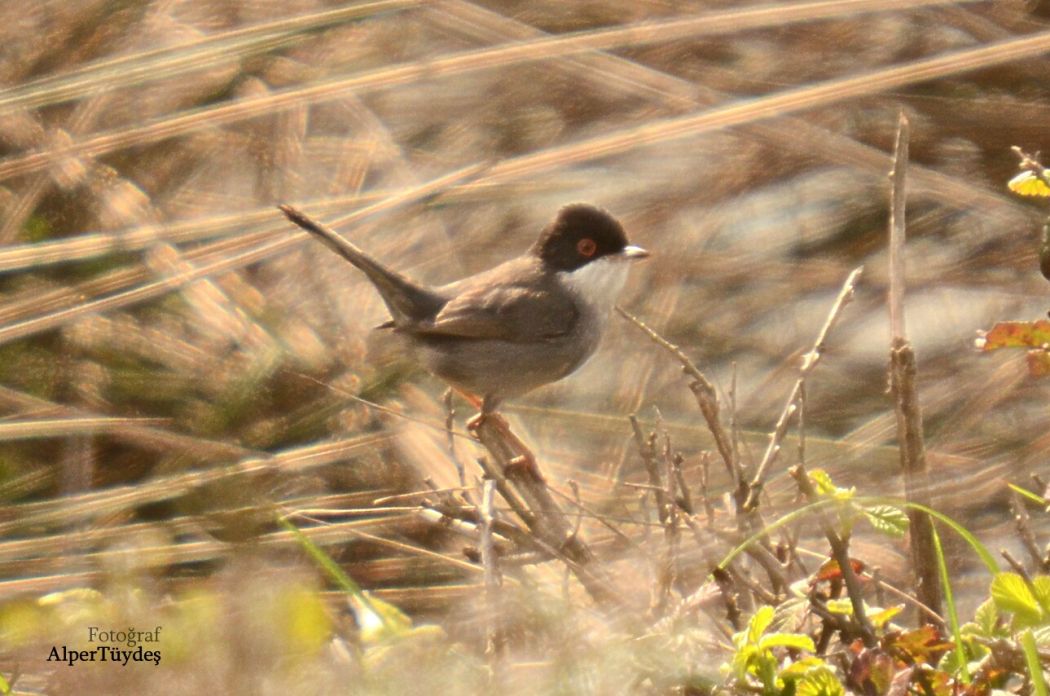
[558,256,631,316]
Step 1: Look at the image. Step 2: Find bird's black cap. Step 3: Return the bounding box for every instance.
[532,204,629,272]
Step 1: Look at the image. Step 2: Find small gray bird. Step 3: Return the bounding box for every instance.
[280,203,649,426]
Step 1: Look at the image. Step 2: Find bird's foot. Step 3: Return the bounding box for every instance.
[467,411,544,482]
[465,411,484,432]
[466,410,506,432]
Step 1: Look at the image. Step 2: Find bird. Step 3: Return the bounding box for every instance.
[279,203,649,430]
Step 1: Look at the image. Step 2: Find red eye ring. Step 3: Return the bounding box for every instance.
[577,238,597,257]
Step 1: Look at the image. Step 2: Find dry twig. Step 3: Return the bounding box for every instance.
[471,418,624,609]
[617,307,738,487]
[479,479,503,671]
[887,112,942,622]
[1009,489,1049,574]
[743,266,864,511]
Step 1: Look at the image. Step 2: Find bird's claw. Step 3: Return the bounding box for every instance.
[466,411,508,432]
[466,411,544,481]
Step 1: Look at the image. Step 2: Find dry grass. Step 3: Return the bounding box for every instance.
[0,0,1049,693]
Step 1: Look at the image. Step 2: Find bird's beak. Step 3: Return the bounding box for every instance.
[620,245,650,260]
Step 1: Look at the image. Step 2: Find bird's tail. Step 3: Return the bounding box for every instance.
[279,205,443,325]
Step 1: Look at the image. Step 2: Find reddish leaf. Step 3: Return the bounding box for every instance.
[961,666,1004,696]
[813,558,866,583]
[926,668,953,696]
[848,646,895,693]
[976,320,1050,351]
[884,625,952,664]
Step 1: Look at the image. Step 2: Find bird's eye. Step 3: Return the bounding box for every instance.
[577,238,597,257]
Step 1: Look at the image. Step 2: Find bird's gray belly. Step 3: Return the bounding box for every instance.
[412,322,601,400]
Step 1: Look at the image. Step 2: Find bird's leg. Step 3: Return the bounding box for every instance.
[462,394,542,481]
[460,392,488,431]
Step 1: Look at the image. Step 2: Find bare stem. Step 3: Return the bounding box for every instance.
[479,479,503,672]
[743,266,863,510]
[887,113,942,623]
[617,307,738,485]
[889,112,910,341]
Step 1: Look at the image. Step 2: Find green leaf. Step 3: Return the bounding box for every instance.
[826,599,853,615]
[352,593,414,644]
[278,516,364,595]
[863,505,909,538]
[780,656,829,678]
[990,572,1043,626]
[278,586,332,652]
[795,666,845,696]
[1033,575,1050,614]
[972,598,1000,637]
[809,469,835,495]
[809,469,856,502]
[747,605,775,644]
[868,605,904,629]
[278,515,411,641]
[933,525,969,683]
[731,645,760,681]
[1008,483,1047,506]
[758,632,816,653]
[857,498,999,575]
[717,499,849,572]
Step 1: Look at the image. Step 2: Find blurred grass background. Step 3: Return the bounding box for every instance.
[0,0,1049,692]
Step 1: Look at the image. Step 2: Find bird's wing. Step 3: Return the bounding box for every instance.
[413,260,578,342]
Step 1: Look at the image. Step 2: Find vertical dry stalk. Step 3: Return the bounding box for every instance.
[887,111,942,623]
[630,415,677,614]
[443,389,466,488]
[479,479,503,673]
[658,432,681,614]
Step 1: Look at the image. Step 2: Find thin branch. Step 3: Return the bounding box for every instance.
[443,389,466,488]
[1012,146,1050,189]
[889,112,910,341]
[1009,489,1047,574]
[617,307,737,483]
[743,266,864,510]
[479,479,503,672]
